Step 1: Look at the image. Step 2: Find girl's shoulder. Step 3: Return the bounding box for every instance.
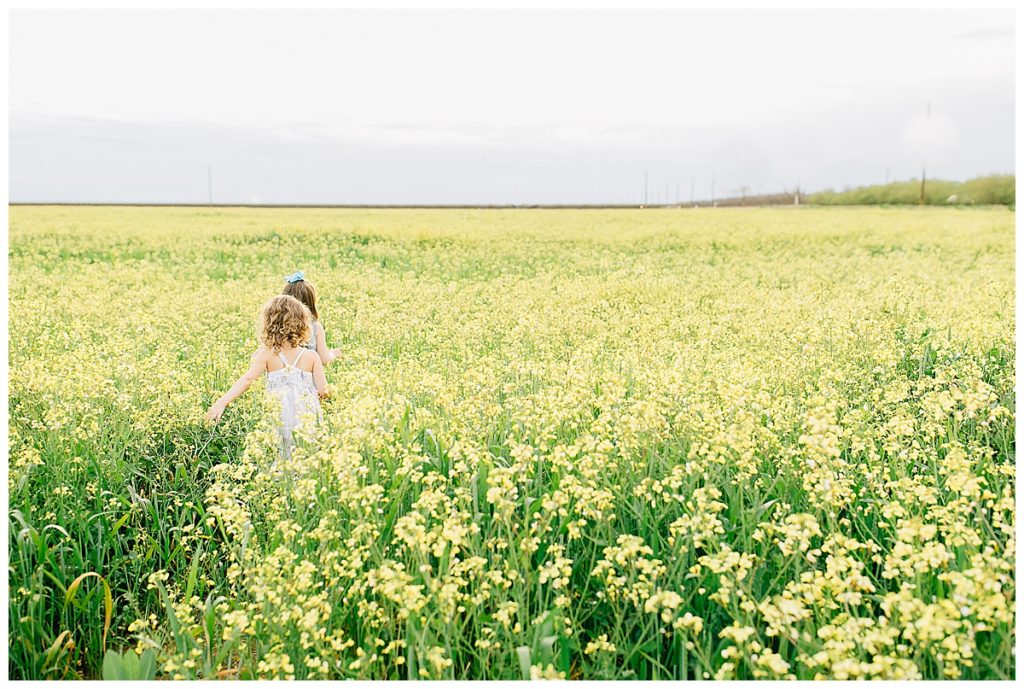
[251,347,274,365]
[298,348,318,370]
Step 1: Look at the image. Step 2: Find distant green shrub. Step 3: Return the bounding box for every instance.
[808,175,1014,206]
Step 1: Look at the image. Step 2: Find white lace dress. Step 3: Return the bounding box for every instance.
[303,321,322,351]
[266,349,322,456]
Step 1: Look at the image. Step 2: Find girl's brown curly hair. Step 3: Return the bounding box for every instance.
[258,295,312,351]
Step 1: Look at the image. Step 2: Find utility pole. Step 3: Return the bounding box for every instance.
[207,165,213,205]
[919,102,930,206]
[676,181,680,205]
[644,171,648,206]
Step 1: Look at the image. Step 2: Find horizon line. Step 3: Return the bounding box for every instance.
[8,174,1013,210]
[7,202,731,209]
[9,201,1011,210]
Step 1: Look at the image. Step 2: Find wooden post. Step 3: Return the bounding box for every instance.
[919,102,930,206]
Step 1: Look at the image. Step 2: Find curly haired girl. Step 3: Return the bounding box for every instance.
[205,295,328,454]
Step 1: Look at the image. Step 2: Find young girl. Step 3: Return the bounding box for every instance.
[282,271,342,365]
[205,295,329,454]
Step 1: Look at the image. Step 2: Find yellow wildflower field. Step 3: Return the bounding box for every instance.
[7,205,1015,679]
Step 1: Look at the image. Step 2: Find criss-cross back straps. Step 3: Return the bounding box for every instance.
[277,349,306,370]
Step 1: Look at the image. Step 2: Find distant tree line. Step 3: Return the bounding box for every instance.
[807,174,1014,207]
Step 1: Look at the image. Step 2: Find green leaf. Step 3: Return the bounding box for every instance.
[103,649,157,680]
[65,571,113,651]
[138,650,157,680]
[517,646,532,680]
[184,544,204,601]
[112,511,132,533]
[539,634,558,665]
[102,649,125,681]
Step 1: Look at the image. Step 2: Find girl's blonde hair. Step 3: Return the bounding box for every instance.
[258,295,312,351]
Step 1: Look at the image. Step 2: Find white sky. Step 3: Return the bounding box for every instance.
[9,9,1016,204]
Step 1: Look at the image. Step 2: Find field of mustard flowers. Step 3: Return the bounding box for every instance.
[7,205,1015,680]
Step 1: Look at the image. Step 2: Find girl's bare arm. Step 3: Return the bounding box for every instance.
[315,323,340,365]
[205,350,268,421]
[311,354,330,399]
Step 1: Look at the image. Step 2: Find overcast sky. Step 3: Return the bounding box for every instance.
[9,9,1015,204]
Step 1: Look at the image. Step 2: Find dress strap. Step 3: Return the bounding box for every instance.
[278,352,289,368]
[291,349,306,368]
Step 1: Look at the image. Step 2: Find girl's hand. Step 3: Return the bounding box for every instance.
[205,402,226,422]
[329,347,342,360]
[318,385,331,401]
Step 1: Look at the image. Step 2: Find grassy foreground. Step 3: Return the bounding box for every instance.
[7,205,1015,679]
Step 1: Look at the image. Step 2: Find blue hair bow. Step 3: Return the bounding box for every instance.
[285,270,305,284]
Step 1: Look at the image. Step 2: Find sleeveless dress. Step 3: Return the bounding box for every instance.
[266,349,322,456]
[304,321,321,351]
